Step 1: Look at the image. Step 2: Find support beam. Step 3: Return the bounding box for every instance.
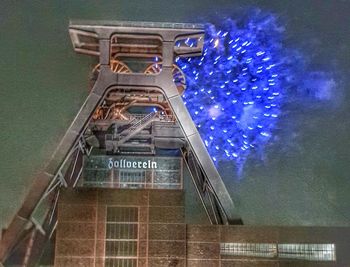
[1,20,242,265]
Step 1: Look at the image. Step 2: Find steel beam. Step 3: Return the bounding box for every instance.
[1,20,242,265]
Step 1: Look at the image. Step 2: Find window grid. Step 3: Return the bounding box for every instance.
[220,243,277,258]
[105,207,139,267]
[83,169,182,189]
[278,243,335,261]
[119,170,146,189]
[220,243,336,262]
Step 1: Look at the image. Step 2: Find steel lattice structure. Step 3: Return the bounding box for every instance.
[0,20,242,266]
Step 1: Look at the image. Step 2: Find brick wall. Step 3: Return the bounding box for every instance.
[54,188,185,267]
[55,188,350,267]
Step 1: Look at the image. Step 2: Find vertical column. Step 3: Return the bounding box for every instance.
[186,225,220,267]
[98,39,110,66]
[147,190,186,266]
[54,189,98,267]
[138,191,149,267]
[162,41,174,67]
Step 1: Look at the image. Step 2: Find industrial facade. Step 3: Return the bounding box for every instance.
[1,21,349,267]
[54,188,349,267]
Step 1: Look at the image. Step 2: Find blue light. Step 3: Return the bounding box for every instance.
[175,10,337,176]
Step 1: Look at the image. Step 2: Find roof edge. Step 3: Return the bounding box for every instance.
[69,19,204,30]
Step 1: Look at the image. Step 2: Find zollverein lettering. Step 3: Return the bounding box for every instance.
[108,158,158,170]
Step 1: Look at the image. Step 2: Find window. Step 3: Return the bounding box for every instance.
[278,243,335,261]
[119,170,146,188]
[220,243,277,258]
[220,243,336,262]
[105,207,138,267]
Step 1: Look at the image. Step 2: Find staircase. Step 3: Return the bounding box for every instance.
[104,112,180,154]
[118,112,158,145]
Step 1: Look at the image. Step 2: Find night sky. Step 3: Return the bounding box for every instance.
[1,0,350,231]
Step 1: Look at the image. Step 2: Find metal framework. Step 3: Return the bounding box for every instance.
[0,20,242,266]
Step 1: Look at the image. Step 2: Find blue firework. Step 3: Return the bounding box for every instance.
[176,12,298,174]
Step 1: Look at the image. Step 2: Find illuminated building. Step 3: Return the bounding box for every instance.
[0,21,349,267]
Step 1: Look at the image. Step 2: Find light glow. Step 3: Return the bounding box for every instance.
[174,10,338,176]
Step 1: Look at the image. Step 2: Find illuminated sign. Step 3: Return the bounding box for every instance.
[81,155,183,189]
[108,158,157,170]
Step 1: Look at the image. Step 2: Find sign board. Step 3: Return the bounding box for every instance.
[81,155,183,189]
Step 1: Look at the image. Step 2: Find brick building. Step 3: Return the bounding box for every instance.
[1,20,349,267]
[55,188,350,267]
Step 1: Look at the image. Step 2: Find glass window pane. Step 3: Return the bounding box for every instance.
[278,243,336,261]
[107,207,138,222]
[105,241,137,257]
[220,242,335,261]
[220,243,277,258]
[105,207,139,266]
[105,258,137,267]
[106,224,138,240]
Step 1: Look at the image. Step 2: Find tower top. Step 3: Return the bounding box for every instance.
[69,19,205,60]
[69,19,204,30]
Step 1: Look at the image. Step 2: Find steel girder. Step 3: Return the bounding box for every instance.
[0,20,242,266]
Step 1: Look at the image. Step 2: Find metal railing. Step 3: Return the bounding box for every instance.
[182,148,232,225]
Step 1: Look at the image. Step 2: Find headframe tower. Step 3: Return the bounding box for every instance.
[0,21,241,266]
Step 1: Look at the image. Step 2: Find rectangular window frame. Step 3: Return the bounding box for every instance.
[104,206,139,267]
[220,243,277,258]
[220,242,336,262]
[278,243,336,261]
